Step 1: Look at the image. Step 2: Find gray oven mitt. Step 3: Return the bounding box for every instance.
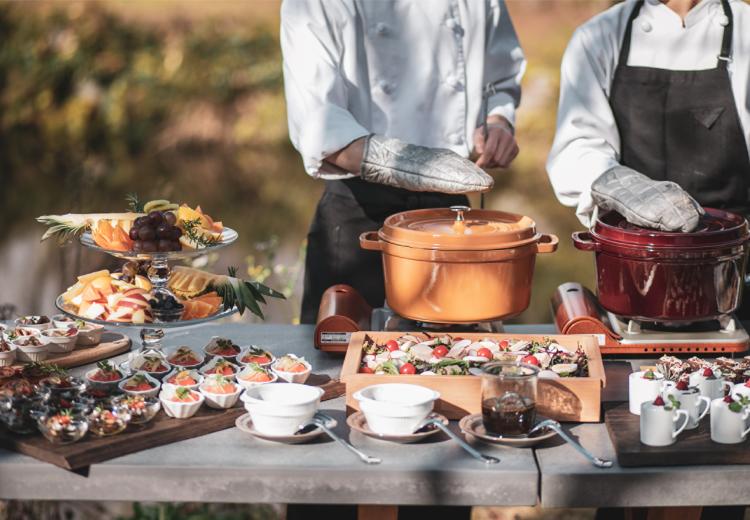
[360,134,493,194]
[591,166,704,232]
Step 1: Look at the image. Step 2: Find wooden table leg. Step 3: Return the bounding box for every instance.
[358,505,398,520]
[624,506,703,520]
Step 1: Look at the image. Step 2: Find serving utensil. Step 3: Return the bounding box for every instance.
[307,412,381,465]
[419,417,499,465]
[530,419,612,469]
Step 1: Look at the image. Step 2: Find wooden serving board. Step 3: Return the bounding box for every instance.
[341,332,605,422]
[13,332,131,369]
[605,402,750,467]
[1,377,345,471]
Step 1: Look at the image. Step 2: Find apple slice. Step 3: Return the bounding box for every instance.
[77,270,110,284]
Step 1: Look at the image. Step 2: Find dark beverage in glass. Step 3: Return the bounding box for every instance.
[481,395,536,436]
[480,361,539,437]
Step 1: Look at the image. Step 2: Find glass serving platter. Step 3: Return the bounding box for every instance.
[79,227,238,260]
[55,295,238,329]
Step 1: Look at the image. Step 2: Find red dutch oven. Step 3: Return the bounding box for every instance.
[572,209,750,323]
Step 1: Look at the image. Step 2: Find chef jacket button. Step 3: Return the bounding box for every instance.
[718,14,729,26]
[446,75,464,91]
[378,80,393,95]
[449,132,464,145]
[374,22,389,35]
[640,20,652,32]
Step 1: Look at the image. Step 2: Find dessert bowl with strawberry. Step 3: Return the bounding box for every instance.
[238,345,274,367]
[159,383,204,419]
[118,372,161,398]
[42,327,79,354]
[200,358,240,379]
[203,337,241,361]
[199,375,242,409]
[271,355,311,384]
[86,361,126,390]
[166,346,205,368]
[237,363,277,391]
[164,368,204,390]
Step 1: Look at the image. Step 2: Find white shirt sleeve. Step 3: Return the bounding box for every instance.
[280,0,369,178]
[546,24,622,227]
[483,0,525,128]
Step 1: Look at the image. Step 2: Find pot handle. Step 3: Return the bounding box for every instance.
[536,234,559,254]
[359,231,383,251]
[572,231,600,252]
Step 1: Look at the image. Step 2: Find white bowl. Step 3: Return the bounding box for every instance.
[236,365,278,391]
[14,316,51,332]
[159,383,204,419]
[199,358,240,380]
[85,365,126,390]
[118,372,162,398]
[237,345,275,367]
[240,383,324,436]
[199,376,242,409]
[271,354,312,384]
[164,368,204,390]
[42,328,79,354]
[76,324,104,346]
[353,384,440,435]
[128,352,171,379]
[11,336,51,363]
[3,326,41,343]
[51,314,78,330]
[165,346,205,369]
[0,344,17,367]
[202,337,242,361]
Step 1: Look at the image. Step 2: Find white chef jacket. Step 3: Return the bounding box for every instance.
[281,0,525,179]
[547,0,750,226]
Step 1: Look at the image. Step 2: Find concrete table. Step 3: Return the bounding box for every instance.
[0,323,539,511]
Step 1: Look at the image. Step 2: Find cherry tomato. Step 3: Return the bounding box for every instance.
[385,340,400,352]
[476,347,493,359]
[359,366,374,374]
[399,363,417,375]
[499,340,509,350]
[521,354,539,366]
[433,345,449,358]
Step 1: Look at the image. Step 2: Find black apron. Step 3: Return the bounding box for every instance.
[610,0,750,216]
[610,0,750,321]
[300,178,468,324]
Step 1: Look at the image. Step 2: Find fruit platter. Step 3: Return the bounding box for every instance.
[341,331,605,422]
[38,196,284,351]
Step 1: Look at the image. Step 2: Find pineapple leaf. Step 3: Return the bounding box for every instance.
[36,216,88,244]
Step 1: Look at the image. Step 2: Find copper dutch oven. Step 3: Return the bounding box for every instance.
[572,208,750,323]
[360,206,558,323]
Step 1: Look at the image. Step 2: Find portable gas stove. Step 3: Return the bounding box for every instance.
[314,284,504,353]
[551,282,749,355]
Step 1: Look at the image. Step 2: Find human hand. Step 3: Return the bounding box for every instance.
[473,116,519,169]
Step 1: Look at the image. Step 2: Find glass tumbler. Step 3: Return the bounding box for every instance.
[481,361,539,437]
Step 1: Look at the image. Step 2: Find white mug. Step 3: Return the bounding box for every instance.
[689,369,733,403]
[664,385,710,430]
[640,400,690,447]
[629,371,670,415]
[710,397,750,444]
[731,381,750,401]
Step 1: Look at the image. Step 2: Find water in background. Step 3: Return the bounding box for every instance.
[0,1,602,325]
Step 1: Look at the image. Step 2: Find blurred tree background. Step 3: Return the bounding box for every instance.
[0,0,608,326]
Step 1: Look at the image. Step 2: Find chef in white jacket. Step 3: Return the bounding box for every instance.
[547,0,750,233]
[281,0,525,324]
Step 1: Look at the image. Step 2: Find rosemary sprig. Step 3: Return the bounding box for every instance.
[182,218,220,248]
[126,193,144,213]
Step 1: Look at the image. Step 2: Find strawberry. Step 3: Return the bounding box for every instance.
[744,378,750,388]
[702,367,714,378]
[653,396,665,406]
[675,380,689,391]
[724,395,734,403]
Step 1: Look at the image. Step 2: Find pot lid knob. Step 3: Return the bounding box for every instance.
[449,205,471,223]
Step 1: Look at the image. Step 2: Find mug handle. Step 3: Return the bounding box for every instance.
[697,396,711,422]
[672,410,690,438]
[723,381,735,396]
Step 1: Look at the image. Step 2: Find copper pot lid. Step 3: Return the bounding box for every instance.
[379,206,539,251]
[593,208,750,249]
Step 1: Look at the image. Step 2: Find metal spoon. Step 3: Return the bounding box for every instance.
[531,419,613,469]
[419,417,500,465]
[309,412,381,465]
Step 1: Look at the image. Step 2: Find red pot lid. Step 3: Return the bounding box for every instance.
[379,206,539,251]
[592,208,750,249]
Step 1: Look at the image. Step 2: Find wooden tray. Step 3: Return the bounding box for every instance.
[1,376,345,471]
[606,402,750,467]
[13,331,131,369]
[340,332,605,422]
